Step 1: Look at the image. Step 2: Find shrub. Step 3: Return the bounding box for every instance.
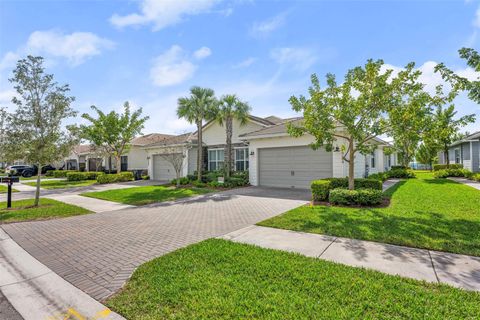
[329,188,383,206]
[386,168,416,179]
[67,171,102,181]
[141,175,150,180]
[368,172,388,182]
[433,168,471,178]
[186,174,197,182]
[51,170,77,178]
[390,165,409,170]
[324,178,382,190]
[45,170,54,176]
[171,177,189,185]
[472,173,480,182]
[224,177,248,188]
[433,164,464,171]
[311,180,331,201]
[97,172,134,184]
[208,181,222,188]
[192,180,206,188]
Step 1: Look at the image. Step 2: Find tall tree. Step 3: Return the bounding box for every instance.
[288,60,401,190]
[0,107,7,167]
[6,56,78,206]
[387,63,434,167]
[81,102,149,173]
[177,86,217,181]
[416,142,437,170]
[430,105,475,166]
[215,94,251,178]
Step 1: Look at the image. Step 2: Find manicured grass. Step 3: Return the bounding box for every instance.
[107,239,480,319]
[20,176,59,181]
[81,185,214,205]
[259,172,480,256]
[0,185,18,193]
[0,198,90,223]
[24,179,97,189]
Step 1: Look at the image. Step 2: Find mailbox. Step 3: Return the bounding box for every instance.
[1,176,19,208]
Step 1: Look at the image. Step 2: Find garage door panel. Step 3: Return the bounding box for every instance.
[153,155,177,181]
[259,146,332,189]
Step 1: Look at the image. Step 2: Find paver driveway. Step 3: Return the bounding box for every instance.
[1,187,308,301]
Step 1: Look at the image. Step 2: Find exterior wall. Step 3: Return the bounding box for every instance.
[202,119,265,146]
[188,147,197,175]
[472,141,480,172]
[463,142,471,161]
[126,146,149,170]
[145,146,189,180]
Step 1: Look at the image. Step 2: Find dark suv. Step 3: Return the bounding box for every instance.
[5,164,56,177]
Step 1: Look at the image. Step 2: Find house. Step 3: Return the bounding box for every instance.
[141,116,397,188]
[64,133,172,172]
[438,131,480,172]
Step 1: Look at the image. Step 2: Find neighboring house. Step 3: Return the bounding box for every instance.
[142,115,397,188]
[64,133,172,172]
[438,131,480,172]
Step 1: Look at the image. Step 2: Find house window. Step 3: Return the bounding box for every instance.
[371,151,376,168]
[387,155,391,168]
[121,156,128,171]
[235,148,249,171]
[454,149,461,164]
[208,149,224,171]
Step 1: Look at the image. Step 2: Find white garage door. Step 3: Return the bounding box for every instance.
[259,146,333,189]
[152,155,177,181]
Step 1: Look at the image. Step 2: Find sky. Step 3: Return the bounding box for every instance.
[1,0,480,135]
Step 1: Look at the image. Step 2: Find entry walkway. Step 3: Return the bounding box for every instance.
[222,225,480,292]
[449,177,480,191]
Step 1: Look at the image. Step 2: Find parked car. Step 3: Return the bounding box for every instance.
[5,165,31,177]
[5,164,56,177]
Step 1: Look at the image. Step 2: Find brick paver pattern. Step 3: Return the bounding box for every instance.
[2,188,307,301]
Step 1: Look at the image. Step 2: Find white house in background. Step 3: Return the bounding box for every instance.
[140,115,397,188]
[65,115,397,188]
[64,133,173,172]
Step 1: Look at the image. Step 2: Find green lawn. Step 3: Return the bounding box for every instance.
[107,239,480,320]
[259,172,480,256]
[81,185,214,205]
[20,176,59,181]
[0,185,18,193]
[0,198,90,223]
[24,179,97,189]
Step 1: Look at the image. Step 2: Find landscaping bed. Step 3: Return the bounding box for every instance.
[107,239,480,319]
[81,185,214,206]
[259,172,480,256]
[0,198,90,223]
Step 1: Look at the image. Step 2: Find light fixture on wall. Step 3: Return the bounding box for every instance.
[334,146,340,152]
[250,151,255,156]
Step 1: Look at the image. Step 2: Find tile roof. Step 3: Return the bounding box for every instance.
[131,133,174,146]
[144,132,195,147]
[239,117,304,138]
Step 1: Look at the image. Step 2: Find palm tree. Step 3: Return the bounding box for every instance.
[177,86,217,181]
[216,94,251,178]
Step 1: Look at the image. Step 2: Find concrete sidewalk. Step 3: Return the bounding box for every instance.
[382,179,401,191]
[449,177,480,191]
[222,225,480,291]
[46,194,134,213]
[0,228,124,320]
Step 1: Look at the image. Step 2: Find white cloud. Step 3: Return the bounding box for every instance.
[233,57,257,68]
[150,45,197,87]
[250,12,287,38]
[270,47,317,71]
[110,0,219,31]
[25,30,114,66]
[193,46,212,60]
[474,6,480,28]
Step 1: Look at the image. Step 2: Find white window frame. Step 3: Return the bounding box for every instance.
[234,147,249,171]
[208,148,224,171]
[370,151,376,169]
[454,148,461,164]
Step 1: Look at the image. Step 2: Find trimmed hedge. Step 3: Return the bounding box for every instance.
[311,180,331,201]
[433,164,464,171]
[472,173,480,182]
[368,172,388,182]
[97,172,134,184]
[66,171,102,181]
[390,165,410,170]
[311,178,382,202]
[433,169,472,179]
[329,188,383,206]
[50,170,78,178]
[386,168,416,179]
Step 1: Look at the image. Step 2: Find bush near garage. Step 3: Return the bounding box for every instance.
[329,188,383,206]
[49,170,78,178]
[67,172,103,181]
[433,168,472,178]
[386,168,416,179]
[433,164,463,171]
[311,180,331,201]
[96,172,134,184]
[472,173,480,182]
[171,177,190,186]
[311,178,382,203]
[368,172,388,182]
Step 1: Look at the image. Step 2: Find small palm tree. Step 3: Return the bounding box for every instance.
[216,94,251,178]
[177,86,217,181]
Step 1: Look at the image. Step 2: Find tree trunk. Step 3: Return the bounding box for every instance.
[348,141,355,190]
[176,170,180,188]
[444,145,450,168]
[197,121,203,181]
[34,163,41,207]
[116,155,121,174]
[225,117,232,178]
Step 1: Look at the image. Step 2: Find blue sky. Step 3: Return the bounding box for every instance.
[1,0,480,134]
